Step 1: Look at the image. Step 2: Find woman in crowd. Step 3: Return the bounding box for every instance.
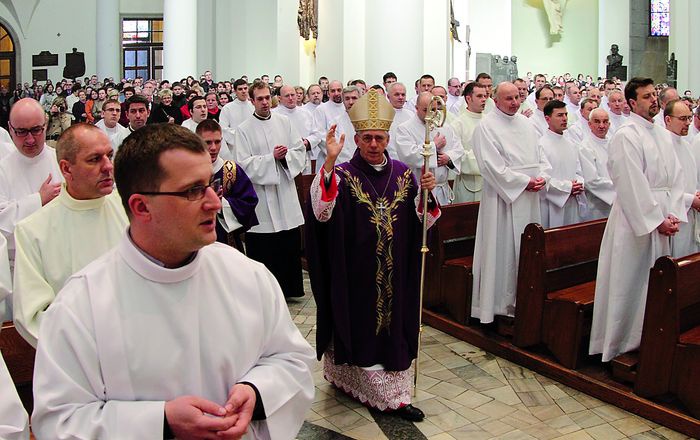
[46,97,71,147]
[148,89,182,124]
[40,84,57,113]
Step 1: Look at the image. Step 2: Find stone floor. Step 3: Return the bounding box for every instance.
[291,273,691,440]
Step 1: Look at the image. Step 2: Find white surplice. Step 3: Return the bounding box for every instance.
[563,118,591,146]
[274,105,321,174]
[311,101,345,164]
[471,108,552,323]
[529,109,548,138]
[608,112,626,137]
[0,146,63,268]
[394,114,464,205]
[578,134,615,219]
[538,130,586,228]
[235,113,305,233]
[95,119,130,151]
[13,189,128,347]
[387,107,413,160]
[181,117,199,132]
[589,112,687,362]
[669,131,700,257]
[31,235,316,440]
[303,101,320,114]
[446,94,466,115]
[220,98,255,157]
[450,109,484,202]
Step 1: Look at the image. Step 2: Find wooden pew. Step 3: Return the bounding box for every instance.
[513,219,606,369]
[424,202,479,325]
[633,253,700,418]
[296,173,316,271]
[0,321,35,385]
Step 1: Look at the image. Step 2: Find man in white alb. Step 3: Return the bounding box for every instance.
[578,108,615,219]
[395,92,463,205]
[235,81,307,298]
[181,96,208,132]
[564,82,582,123]
[446,77,465,115]
[538,100,585,228]
[606,89,627,136]
[564,98,598,145]
[327,86,362,165]
[303,84,323,114]
[590,78,686,362]
[13,124,128,347]
[530,86,554,137]
[274,85,320,173]
[31,123,315,439]
[95,98,130,150]
[471,82,550,324]
[451,82,488,202]
[514,78,534,118]
[653,86,679,127]
[219,78,254,153]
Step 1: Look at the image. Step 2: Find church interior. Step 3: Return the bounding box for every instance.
[1,0,699,439]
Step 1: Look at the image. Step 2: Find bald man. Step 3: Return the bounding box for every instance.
[471,82,551,324]
[274,85,320,173]
[653,86,680,127]
[578,108,615,220]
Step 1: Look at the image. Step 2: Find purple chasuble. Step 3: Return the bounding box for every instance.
[214,160,259,244]
[306,150,422,372]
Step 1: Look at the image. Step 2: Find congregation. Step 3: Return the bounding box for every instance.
[1,66,700,439]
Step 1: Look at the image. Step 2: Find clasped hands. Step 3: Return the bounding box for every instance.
[164,383,256,440]
[657,215,681,236]
[526,177,546,192]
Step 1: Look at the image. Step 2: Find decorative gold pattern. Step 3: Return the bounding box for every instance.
[341,168,413,335]
[223,160,237,194]
[349,89,395,132]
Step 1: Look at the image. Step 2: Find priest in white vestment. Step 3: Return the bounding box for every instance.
[386,83,413,160]
[606,90,627,137]
[471,83,551,323]
[652,87,679,128]
[564,98,597,146]
[181,96,208,133]
[514,79,534,118]
[451,83,489,202]
[327,86,362,166]
[274,85,321,174]
[0,99,63,312]
[539,100,586,228]
[31,123,315,440]
[663,100,700,257]
[311,80,345,164]
[0,232,29,440]
[95,98,130,150]
[579,109,615,219]
[303,84,323,114]
[530,86,554,137]
[564,83,582,124]
[446,77,466,114]
[219,79,255,155]
[13,125,128,347]
[235,82,307,298]
[395,92,464,205]
[590,78,687,362]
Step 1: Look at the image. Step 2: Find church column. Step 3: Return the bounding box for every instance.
[96,0,120,80]
[670,0,700,93]
[163,0,198,81]
[422,0,450,85]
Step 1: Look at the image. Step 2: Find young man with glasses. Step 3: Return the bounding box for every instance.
[31,123,315,439]
[0,99,62,308]
[13,124,127,347]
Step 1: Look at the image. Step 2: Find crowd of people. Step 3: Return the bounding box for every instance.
[0,66,699,438]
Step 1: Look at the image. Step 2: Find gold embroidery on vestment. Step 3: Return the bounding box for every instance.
[341,168,413,335]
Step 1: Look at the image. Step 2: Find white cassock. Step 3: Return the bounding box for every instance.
[669,131,700,257]
[95,119,130,151]
[235,113,306,234]
[303,101,320,114]
[394,114,464,205]
[220,98,255,157]
[329,112,357,165]
[311,101,345,164]
[274,105,321,174]
[471,108,551,323]
[539,130,586,228]
[446,94,465,115]
[0,232,30,440]
[578,134,615,219]
[0,145,63,268]
[387,107,413,160]
[13,189,128,347]
[589,112,686,362]
[529,109,548,138]
[608,112,626,137]
[565,102,580,124]
[652,111,665,128]
[450,109,484,202]
[31,235,316,440]
[181,118,199,133]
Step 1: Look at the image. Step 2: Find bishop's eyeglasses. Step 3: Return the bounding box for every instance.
[137,178,223,201]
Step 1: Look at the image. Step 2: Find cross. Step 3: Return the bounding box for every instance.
[376,200,388,215]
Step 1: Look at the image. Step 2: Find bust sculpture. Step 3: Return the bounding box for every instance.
[607,44,623,69]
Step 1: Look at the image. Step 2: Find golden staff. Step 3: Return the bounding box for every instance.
[414,95,446,393]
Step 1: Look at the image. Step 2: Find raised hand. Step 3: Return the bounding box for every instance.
[323,124,345,173]
[39,174,61,205]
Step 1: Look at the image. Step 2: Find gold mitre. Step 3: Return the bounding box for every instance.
[349,89,395,132]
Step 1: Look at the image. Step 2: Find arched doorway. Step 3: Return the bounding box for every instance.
[0,24,16,90]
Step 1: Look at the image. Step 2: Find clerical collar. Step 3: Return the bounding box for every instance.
[494,106,517,120]
[369,155,388,171]
[125,228,198,270]
[212,156,224,173]
[59,183,107,211]
[253,111,271,121]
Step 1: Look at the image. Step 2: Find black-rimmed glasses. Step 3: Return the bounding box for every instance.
[137,178,223,201]
[10,123,45,137]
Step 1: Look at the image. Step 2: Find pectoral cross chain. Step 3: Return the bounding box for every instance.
[377,200,388,215]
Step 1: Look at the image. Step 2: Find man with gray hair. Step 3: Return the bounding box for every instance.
[386,82,412,159]
[578,108,615,220]
[274,85,320,173]
[606,89,627,136]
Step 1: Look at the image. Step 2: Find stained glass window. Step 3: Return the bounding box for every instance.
[650,0,670,37]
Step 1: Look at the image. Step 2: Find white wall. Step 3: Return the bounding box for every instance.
[670,0,700,94]
[511,0,599,78]
[466,0,512,78]
[120,0,163,17]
